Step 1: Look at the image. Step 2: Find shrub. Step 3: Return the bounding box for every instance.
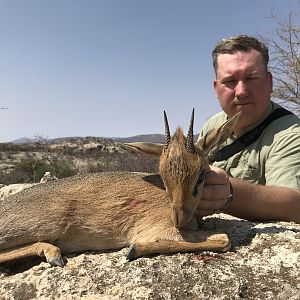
[14,159,53,183]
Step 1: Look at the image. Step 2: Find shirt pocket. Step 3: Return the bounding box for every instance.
[229,163,263,184]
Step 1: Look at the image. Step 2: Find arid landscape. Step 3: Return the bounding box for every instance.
[0,136,300,299]
[0,136,161,185]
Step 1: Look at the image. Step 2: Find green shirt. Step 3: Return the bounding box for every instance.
[199,102,300,190]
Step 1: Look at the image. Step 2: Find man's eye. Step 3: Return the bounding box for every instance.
[223,80,236,87]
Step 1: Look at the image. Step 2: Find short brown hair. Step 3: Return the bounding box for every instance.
[212,35,269,74]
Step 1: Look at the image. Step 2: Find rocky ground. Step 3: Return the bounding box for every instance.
[1,178,300,299]
[0,212,299,299]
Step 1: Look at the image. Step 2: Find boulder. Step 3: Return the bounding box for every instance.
[39,171,58,183]
[0,213,299,299]
[0,172,57,200]
[0,183,37,200]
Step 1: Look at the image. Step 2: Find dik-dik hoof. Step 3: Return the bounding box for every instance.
[40,243,65,267]
[126,244,137,261]
[48,256,65,267]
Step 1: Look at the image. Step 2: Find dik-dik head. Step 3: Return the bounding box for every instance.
[125,109,240,228]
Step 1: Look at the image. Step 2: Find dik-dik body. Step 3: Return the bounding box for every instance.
[0,110,239,267]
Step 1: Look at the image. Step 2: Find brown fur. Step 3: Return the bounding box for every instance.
[0,112,240,266]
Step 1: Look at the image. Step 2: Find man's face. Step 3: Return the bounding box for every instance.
[214,49,273,134]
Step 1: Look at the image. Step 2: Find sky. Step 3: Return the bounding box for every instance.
[0,0,299,142]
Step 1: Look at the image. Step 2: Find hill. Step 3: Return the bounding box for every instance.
[0,136,159,185]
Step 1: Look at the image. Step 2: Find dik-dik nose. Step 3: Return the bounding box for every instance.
[172,207,187,229]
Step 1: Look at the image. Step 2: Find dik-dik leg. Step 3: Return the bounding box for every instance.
[127,232,231,261]
[0,242,64,266]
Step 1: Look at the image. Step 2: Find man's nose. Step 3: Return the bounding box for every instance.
[235,80,248,97]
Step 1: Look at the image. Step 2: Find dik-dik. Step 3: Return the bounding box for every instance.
[0,110,239,267]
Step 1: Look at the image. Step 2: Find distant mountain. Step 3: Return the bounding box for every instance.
[112,134,164,144]
[112,133,200,143]
[11,133,200,145]
[10,135,164,145]
[11,137,39,144]
[11,136,99,145]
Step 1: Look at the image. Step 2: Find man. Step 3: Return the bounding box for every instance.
[197,35,300,223]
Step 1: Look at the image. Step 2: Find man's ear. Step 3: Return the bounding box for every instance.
[268,71,273,90]
[123,142,164,157]
[195,112,240,154]
[213,79,218,96]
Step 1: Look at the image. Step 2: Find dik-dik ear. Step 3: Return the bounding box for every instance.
[195,112,240,154]
[124,142,164,157]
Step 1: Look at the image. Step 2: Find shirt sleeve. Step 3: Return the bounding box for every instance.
[265,132,300,190]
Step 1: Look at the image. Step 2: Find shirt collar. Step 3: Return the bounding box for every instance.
[233,101,273,138]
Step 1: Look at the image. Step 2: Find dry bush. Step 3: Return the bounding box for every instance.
[261,8,300,114]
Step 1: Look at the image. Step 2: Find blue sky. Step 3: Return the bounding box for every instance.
[0,0,299,142]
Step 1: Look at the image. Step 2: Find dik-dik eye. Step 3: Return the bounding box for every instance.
[197,170,205,184]
[192,170,205,197]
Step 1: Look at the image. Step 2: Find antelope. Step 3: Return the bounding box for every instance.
[0,110,239,267]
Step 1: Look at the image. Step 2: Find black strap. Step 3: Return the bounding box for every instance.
[212,107,293,162]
